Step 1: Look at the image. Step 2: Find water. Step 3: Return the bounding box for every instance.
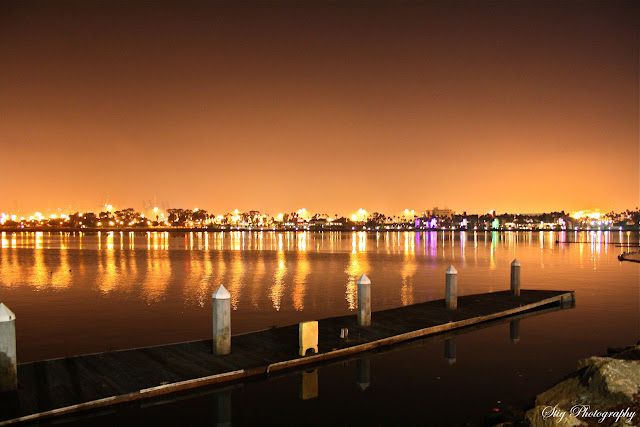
[1,230,638,425]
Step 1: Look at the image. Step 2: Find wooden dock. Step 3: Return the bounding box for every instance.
[0,289,574,425]
[618,252,640,263]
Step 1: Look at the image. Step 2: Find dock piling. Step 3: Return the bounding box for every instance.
[212,285,231,356]
[511,259,521,296]
[357,274,371,326]
[0,303,17,392]
[561,292,575,307]
[445,266,457,310]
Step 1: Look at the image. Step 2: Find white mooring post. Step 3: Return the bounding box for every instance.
[511,259,521,296]
[212,285,231,356]
[445,265,458,310]
[357,274,371,327]
[0,303,17,392]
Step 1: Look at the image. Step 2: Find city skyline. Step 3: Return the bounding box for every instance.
[1,1,638,214]
[1,203,636,226]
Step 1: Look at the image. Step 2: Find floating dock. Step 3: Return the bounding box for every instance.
[0,289,574,425]
[618,252,640,263]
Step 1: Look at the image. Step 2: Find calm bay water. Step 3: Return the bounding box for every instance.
[1,230,638,425]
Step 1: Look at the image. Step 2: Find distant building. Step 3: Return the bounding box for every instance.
[432,207,454,218]
[308,218,327,226]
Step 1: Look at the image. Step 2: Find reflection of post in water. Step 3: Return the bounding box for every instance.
[213,388,232,427]
[510,319,520,343]
[300,369,318,400]
[445,338,457,365]
[357,357,371,391]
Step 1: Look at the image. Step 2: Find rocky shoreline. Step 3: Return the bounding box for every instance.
[489,344,640,426]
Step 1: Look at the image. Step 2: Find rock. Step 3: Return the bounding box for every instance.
[524,349,640,426]
[609,344,640,361]
[533,356,640,410]
[534,376,587,408]
[524,405,586,426]
[578,356,640,405]
[611,418,637,427]
[497,345,640,427]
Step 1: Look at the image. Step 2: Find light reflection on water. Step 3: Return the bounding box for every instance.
[0,230,637,363]
[270,248,286,311]
[250,253,265,309]
[292,251,309,311]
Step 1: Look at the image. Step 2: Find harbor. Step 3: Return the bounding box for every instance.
[0,229,635,425]
[1,1,637,424]
[0,262,575,425]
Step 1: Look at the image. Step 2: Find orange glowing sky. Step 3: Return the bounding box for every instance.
[1,1,638,216]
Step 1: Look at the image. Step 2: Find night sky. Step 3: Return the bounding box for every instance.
[1,1,638,216]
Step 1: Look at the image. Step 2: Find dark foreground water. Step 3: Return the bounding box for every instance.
[0,230,638,425]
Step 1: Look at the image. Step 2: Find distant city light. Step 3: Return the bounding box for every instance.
[0,204,635,233]
[571,210,602,220]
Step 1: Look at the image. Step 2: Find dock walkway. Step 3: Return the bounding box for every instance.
[0,289,574,425]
